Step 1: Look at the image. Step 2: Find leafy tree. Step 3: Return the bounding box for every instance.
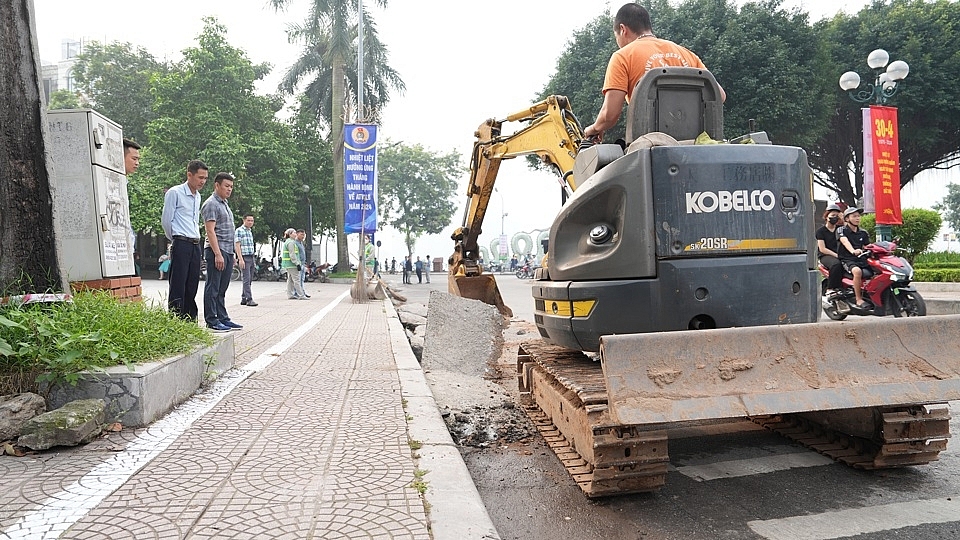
[1,0,62,293]
[539,0,832,150]
[378,142,461,256]
[270,0,404,271]
[933,183,960,233]
[810,0,960,205]
[47,89,82,110]
[860,208,941,262]
[144,19,301,239]
[70,41,165,145]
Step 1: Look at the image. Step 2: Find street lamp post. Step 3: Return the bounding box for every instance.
[302,184,313,264]
[838,49,909,241]
[494,187,508,269]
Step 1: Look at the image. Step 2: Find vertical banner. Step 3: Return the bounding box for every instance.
[861,108,874,214]
[343,124,378,234]
[870,105,902,225]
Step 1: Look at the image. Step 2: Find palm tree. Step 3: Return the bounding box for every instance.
[270,0,404,271]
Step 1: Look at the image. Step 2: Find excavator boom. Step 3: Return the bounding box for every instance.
[448,95,583,316]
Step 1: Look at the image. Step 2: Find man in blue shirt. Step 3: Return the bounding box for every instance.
[201,173,240,332]
[161,160,208,321]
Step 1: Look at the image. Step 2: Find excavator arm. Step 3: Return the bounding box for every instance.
[448,95,584,317]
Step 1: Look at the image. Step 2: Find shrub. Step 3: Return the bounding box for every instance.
[0,291,212,393]
[914,268,960,282]
[859,208,941,263]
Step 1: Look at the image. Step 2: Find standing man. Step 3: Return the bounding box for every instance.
[123,139,141,274]
[424,255,431,283]
[201,172,241,332]
[234,214,258,307]
[161,160,208,321]
[414,256,423,284]
[296,229,310,298]
[282,228,307,300]
[403,256,411,284]
[583,3,724,140]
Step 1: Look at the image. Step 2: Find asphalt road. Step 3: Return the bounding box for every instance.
[388,272,960,540]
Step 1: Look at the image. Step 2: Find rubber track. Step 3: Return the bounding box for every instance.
[753,407,950,470]
[519,342,669,497]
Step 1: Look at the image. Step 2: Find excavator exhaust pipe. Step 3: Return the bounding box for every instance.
[448,274,513,318]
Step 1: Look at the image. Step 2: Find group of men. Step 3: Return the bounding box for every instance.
[143,2,723,331]
[400,255,431,285]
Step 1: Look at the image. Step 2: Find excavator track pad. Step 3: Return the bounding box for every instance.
[518,315,960,497]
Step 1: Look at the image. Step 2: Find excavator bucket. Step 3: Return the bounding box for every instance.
[600,315,960,426]
[448,274,513,318]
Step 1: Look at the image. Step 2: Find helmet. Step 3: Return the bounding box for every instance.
[843,207,863,217]
[825,203,842,212]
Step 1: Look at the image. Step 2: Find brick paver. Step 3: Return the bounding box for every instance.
[1,284,431,539]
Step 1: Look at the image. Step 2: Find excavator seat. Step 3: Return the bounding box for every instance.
[626,67,724,143]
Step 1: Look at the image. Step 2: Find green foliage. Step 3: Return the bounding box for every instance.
[0,291,212,392]
[47,90,83,110]
[811,0,960,204]
[934,183,960,232]
[915,251,960,265]
[539,0,832,149]
[378,142,461,256]
[913,268,960,282]
[860,208,941,262]
[71,41,165,145]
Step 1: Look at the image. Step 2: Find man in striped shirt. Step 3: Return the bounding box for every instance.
[234,214,257,307]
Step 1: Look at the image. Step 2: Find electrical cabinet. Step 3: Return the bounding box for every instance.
[47,109,135,280]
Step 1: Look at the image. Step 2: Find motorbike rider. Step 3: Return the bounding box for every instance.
[837,207,872,309]
[816,203,844,298]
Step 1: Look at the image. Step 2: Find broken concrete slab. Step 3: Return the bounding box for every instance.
[0,393,46,441]
[422,291,504,377]
[398,302,428,318]
[18,398,105,450]
[399,310,427,328]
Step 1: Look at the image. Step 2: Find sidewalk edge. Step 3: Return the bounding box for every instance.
[384,299,501,540]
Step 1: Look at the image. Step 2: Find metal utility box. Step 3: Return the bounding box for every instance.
[47,109,135,280]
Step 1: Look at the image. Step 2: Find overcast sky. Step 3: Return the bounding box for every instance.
[32,0,958,260]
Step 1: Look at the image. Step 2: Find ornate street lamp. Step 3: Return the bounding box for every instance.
[838,49,909,241]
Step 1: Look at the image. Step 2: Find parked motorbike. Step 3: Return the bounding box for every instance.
[819,240,925,320]
[304,262,331,283]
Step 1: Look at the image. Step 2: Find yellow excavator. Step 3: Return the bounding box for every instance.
[448,67,960,497]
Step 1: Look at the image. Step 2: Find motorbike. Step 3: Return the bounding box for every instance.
[516,261,533,279]
[819,240,926,320]
[304,262,331,283]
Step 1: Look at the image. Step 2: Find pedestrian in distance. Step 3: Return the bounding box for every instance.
[402,255,411,284]
[415,256,423,284]
[234,214,258,306]
[391,257,396,274]
[123,138,141,266]
[158,244,171,280]
[296,229,310,298]
[282,228,307,300]
[161,160,208,321]
[424,255,431,283]
[201,172,242,332]
[583,3,724,141]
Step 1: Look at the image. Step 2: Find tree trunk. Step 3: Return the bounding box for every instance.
[332,61,349,271]
[0,0,63,294]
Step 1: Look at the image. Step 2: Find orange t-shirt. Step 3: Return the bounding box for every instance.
[602,37,706,102]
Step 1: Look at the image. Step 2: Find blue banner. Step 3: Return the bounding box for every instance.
[343,124,378,234]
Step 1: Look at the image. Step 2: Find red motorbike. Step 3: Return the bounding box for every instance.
[818,240,926,320]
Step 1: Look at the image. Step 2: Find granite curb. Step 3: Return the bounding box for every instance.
[384,299,501,540]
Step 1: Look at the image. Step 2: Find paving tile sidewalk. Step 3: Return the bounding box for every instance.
[1,284,498,539]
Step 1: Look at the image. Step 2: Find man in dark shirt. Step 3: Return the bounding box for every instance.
[837,207,872,308]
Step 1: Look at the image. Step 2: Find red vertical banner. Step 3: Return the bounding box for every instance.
[870,105,902,225]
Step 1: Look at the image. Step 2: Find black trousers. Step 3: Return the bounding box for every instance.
[168,238,202,321]
[820,255,843,290]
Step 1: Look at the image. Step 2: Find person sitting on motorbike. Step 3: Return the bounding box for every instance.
[837,207,872,309]
[816,203,844,298]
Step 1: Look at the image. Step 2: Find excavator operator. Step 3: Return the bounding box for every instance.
[583,3,726,141]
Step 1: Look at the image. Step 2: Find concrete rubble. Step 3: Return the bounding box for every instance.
[17,398,106,450]
[0,393,46,441]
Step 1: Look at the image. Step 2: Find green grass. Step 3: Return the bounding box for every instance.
[915,251,960,266]
[0,290,212,392]
[913,251,960,281]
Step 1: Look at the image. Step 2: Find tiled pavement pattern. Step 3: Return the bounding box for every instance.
[0,285,435,539]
